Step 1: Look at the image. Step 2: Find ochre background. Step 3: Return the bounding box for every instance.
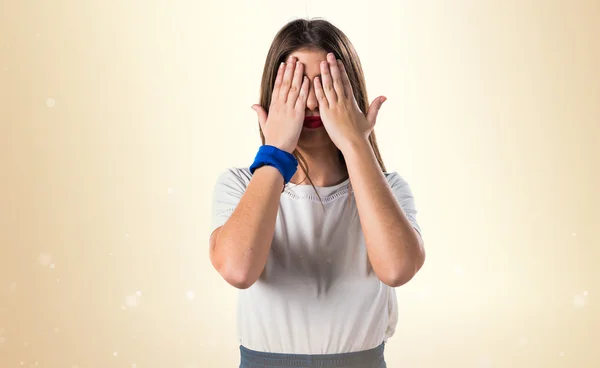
[1,0,598,367]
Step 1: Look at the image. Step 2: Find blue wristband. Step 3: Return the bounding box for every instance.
[249,145,298,184]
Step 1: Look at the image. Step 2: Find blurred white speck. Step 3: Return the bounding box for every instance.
[24,341,29,347]
[53,327,59,333]
[3,67,7,71]
[35,362,38,365]
[136,290,142,296]
[132,364,137,368]
[125,233,130,237]
[0,336,6,343]
[49,263,55,269]
[186,290,195,300]
[583,290,589,296]
[20,362,24,366]
[38,253,52,266]
[46,97,56,108]
[454,265,464,275]
[56,278,60,282]
[36,33,40,37]
[113,351,119,357]
[573,294,586,308]
[121,305,126,310]
[559,351,565,357]
[9,282,17,292]
[109,252,113,256]
[571,232,576,237]
[125,294,139,308]
[518,336,528,346]
[168,187,174,194]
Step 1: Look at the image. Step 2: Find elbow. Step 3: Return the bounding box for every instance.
[212,260,257,289]
[209,242,257,290]
[223,271,256,289]
[382,247,426,288]
[381,269,414,288]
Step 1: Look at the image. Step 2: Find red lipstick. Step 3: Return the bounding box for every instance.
[303,116,323,129]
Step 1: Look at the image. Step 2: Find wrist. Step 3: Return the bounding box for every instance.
[339,136,371,156]
[271,146,295,155]
[264,141,295,155]
[250,144,298,185]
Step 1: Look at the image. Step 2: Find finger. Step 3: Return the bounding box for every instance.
[320,60,337,103]
[279,55,296,101]
[313,76,329,109]
[295,76,309,111]
[336,59,353,98]
[252,104,268,132]
[271,62,286,101]
[327,53,345,98]
[287,60,304,103]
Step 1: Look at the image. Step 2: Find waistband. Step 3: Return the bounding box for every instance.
[239,342,385,367]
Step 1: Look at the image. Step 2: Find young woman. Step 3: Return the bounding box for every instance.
[209,18,425,368]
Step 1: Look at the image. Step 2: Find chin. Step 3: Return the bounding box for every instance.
[298,128,332,145]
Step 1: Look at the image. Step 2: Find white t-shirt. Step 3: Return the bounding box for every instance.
[210,166,422,355]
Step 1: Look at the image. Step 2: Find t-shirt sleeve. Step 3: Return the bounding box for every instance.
[387,172,422,236]
[210,168,248,235]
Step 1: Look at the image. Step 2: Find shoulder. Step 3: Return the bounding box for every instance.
[383,171,417,199]
[214,167,252,190]
[216,166,251,180]
[383,171,410,188]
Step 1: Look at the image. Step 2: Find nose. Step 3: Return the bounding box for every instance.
[306,83,319,113]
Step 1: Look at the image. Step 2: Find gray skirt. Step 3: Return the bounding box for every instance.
[239,342,387,368]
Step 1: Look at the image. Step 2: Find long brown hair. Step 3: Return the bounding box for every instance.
[257,18,387,204]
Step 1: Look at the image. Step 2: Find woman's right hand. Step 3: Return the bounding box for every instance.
[251,55,309,154]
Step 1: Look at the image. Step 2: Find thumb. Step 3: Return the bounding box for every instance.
[366,96,386,127]
[251,104,268,131]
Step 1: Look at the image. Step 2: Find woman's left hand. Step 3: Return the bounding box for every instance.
[314,52,387,152]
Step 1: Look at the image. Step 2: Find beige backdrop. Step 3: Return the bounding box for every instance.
[1,0,599,367]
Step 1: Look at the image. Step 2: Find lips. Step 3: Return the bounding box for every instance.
[303,116,323,129]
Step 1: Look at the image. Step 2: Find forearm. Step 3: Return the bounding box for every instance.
[211,165,283,288]
[342,138,425,287]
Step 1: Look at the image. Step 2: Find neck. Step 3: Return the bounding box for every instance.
[289,144,348,187]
